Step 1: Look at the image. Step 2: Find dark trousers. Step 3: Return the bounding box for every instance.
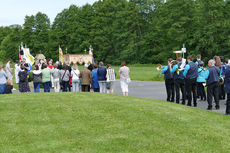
[185,78,197,106]
[62,81,69,92]
[43,82,51,92]
[94,88,100,92]
[82,85,90,92]
[165,79,174,102]
[219,83,225,100]
[226,93,230,115]
[207,82,219,108]
[175,79,186,104]
[197,82,206,100]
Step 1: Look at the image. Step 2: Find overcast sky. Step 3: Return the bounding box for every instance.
[0,0,98,26]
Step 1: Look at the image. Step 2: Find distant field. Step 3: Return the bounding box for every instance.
[79,64,164,81]
[0,93,230,153]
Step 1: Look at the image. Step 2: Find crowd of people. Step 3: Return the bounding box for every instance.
[161,54,230,115]
[0,59,131,96]
[2,54,230,115]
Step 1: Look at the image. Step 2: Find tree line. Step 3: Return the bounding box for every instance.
[1,0,230,65]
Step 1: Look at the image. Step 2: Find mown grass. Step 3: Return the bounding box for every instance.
[0,93,230,153]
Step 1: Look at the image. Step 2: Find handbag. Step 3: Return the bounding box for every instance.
[126,78,131,83]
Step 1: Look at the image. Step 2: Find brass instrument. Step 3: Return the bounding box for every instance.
[156,60,177,71]
[156,64,165,71]
[219,77,224,85]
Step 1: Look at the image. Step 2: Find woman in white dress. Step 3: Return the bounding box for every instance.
[6,59,13,84]
[15,60,21,84]
[119,61,130,96]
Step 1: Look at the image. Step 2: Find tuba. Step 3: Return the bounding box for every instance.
[219,76,224,85]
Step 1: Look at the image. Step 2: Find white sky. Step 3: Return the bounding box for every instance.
[0,0,98,26]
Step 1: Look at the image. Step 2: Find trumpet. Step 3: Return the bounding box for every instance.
[156,60,178,71]
[156,64,165,71]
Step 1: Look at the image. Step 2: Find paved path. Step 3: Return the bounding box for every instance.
[14,81,226,114]
[113,81,226,115]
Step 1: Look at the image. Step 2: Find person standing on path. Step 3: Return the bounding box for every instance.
[80,64,91,92]
[32,65,42,93]
[224,60,230,115]
[71,64,80,92]
[18,65,30,93]
[204,59,220,110]
[0,65,7,94]
[42,64,51,92]
[161,58,175,102]
[106,64,116,94]
[183,55,198,107]
[60,64,70,92]
[15,60,21,85]
[97,61,107,93]
[197,61,206,101]
[52,64,61,92]
[119,61,130,96]
[91,64,100,92]
[6,59,13,85]
[170,57,186,105]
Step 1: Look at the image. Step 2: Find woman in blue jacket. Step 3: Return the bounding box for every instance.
[197,61,206,101]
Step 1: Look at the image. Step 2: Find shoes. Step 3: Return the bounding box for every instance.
[170,99,174,102]
[207,106,212,110]
[226,113,230,116]
[194,103,197,107]
[215,105,220,110]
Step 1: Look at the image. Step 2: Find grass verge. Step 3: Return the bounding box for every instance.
[0,93,230,153]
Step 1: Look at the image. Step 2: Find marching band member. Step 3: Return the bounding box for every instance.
[197,61,206,101]
[195,54,202,66]
[205,59,220,110]
[219,56,226,100]
[183,55,198,107]
[224,60,230,115]
[195,54,203,99]
[161,58,174,102]
[170,57,186,104]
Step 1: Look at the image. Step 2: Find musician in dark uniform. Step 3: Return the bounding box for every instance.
[170,57,186,104]
[205,59,220,110]
[219,56,226,100]
[161,58,174,102]
[183,55,198,107]
[224,60,230,115]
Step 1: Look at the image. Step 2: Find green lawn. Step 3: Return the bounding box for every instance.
[79,64,164,81]
[0,93,230,153]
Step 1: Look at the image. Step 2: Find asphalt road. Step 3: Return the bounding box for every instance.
[113,81,226,115]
